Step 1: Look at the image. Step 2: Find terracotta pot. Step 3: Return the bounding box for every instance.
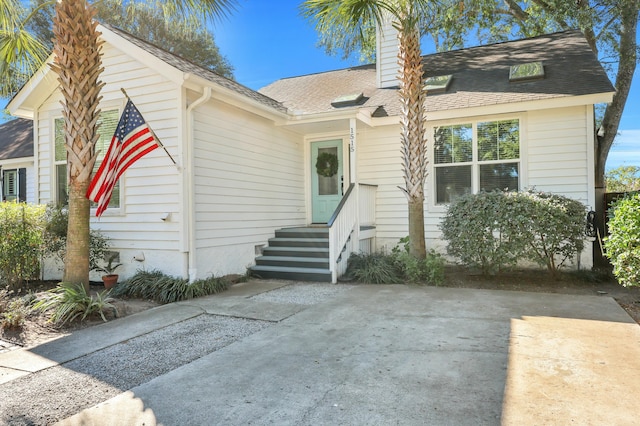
[102,274,119,289]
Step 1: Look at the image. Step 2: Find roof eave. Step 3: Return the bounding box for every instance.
[7,54,57,119]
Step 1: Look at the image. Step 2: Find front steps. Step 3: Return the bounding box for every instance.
[250,227,332,282]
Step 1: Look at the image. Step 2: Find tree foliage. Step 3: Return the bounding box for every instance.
[25,0,234,80]
[605,165,640,192]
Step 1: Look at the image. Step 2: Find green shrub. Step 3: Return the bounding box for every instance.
[33,282,116,324]
[511,190,586,276]
[0,203,47,291]
[440,192,524,275]
[346,252,404,284]
[112,270,230,304]
[604,194,640,287]
[440,190,586,277]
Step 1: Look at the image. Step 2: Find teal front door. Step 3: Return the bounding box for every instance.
[311,140,343,223]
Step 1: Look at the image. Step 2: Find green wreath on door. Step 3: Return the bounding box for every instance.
[316,152,339,177]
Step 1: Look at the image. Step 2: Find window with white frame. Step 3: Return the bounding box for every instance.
[433,118,520,204]
[54,109,120,208]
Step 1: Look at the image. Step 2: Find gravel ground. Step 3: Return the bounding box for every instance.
[0,283,350,426]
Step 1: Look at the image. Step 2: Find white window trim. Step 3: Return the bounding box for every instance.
[428,113,524,212]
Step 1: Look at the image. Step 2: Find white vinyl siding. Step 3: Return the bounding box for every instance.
[526,106,590,204]
[192,101,305,277]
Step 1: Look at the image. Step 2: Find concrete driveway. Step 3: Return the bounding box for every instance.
[46,282,640,425]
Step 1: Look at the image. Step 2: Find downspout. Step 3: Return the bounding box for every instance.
[185,86,212,282]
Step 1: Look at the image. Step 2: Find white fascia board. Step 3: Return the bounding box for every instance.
[0,157,33,166]
[183,73,289,123]
[282,108,369,126]
[97,24,185,85]
[7,54,57,119]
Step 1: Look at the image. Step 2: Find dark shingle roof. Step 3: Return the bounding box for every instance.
[101,24,287,114]
[0,118,33,160]
[259,30,614,117]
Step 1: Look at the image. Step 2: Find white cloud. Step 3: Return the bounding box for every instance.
[606,129,640,170]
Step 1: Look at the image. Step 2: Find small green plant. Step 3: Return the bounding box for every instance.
[1,300,29,330]
[112,270,230,304]
[95,253,123,275]
[0,289,32,331]
[391,237,445,285]
[604,194,640,287]
[346,252,404,284]
[33,282,116,325]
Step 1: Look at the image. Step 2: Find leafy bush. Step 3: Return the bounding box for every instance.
[604,194,640,287]
[512,190,586,276]
[440,192,524,275]
[33,282,116,325]
[346,252,404,284]
[0,203,47,291]
[440,190,587,276]
[112,270,230,304]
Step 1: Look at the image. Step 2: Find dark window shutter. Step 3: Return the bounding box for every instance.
[18,168,26,202]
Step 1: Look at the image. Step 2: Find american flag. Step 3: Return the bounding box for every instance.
[86,99,159,217]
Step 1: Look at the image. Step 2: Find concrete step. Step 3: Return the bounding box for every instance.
[256,256,330,269]
[249,265,332,282]
[261,246,329,258]
[275,227,329,239]
[268,237,329,248]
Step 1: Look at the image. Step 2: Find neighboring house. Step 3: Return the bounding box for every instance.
[0,118,34,203]
[7,23,614,283]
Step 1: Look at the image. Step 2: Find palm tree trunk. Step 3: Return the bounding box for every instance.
[50,0,104,290]
[398,15,427,259]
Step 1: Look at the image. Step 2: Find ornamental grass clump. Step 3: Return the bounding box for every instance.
[33,282,115,325]
[604,193,640,287]
[113,270,229,304]
[346,252,404,284]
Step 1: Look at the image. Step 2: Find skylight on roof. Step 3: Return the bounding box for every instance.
[331,92,364,107]
[424,74,452,93]
[509,62,545,82]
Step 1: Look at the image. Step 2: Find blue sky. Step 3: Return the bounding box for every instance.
[214,0,639,171]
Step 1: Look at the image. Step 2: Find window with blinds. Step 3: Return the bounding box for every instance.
[433,119,520,204]
[55,109,120,208]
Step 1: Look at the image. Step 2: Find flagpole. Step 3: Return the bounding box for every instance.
[120,88,179,168]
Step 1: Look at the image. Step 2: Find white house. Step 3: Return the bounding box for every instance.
[0,118,34,203]
[7,24,614,283]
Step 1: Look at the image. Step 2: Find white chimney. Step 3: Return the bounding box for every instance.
[376,15,400,89]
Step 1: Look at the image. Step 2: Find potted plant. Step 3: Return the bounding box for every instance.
[96,254,123,289]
